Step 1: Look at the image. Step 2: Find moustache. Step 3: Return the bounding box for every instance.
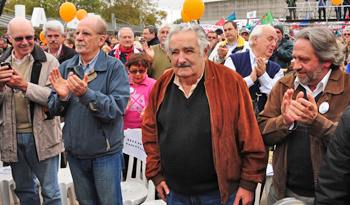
[49,41,59,44]
[76,42,87,47]
[177,63,192,68]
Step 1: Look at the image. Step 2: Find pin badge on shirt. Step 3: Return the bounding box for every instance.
[130,87,134,94]
[319,102,329,114]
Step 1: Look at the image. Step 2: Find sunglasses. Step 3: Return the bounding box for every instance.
[344,33,350,36]
[129,69,146,74]
[10,34,34,42]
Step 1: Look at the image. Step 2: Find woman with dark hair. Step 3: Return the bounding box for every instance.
[124,53,156,129]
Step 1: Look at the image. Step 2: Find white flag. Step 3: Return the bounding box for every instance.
[247,11,256,19]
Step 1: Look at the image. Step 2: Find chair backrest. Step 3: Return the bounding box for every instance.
[125,155,147,187]
[144,180,156,202]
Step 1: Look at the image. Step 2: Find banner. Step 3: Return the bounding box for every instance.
[200,24,223,33]
[247,11,256,19]
[261,11,274,25]
[227,12,236,21]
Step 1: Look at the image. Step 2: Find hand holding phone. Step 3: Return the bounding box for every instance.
[1,62,12,70]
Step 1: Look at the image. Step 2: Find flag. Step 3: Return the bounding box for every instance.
[345,13,349,23]
[215,17,225,26]
[249,19,261,32]
[247,11,256,19]
[261,11,274,25]
[227,12,236,21]
[299,12,311,25]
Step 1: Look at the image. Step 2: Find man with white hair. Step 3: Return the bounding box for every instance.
[224,25,284,115]
[143,23,173,80]
[0,17,63,204]
[108,27,143,64]
[341,27,350,66]
[48,17,129,204]
[43,20,76,64]
[142,23,267,205]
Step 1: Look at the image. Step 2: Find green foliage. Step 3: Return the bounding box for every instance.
[173,18,197,24]
[5,0,167,26]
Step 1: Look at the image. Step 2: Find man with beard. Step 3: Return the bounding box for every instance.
[43,20,77,64]
[258,27,350,204]
[143,23,173,80]
[48,17,129,204]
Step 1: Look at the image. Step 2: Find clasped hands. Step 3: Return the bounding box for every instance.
[250,57,266,82]
[49,68,88,100]
[282,88,318,128]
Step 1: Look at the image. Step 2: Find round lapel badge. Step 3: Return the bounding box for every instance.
[130,87,134,94]
[319,102,329,115]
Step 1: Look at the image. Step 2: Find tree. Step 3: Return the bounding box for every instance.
[173,18,196,24]
[5,0,166,26]
[101,0,167,26]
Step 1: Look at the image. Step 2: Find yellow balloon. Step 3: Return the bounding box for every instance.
[40,31,47,44]
[332,0,343,6]
[76,9,88,21]
[183,0,205,20]
[59,2,77,22]
[181,9,192,22]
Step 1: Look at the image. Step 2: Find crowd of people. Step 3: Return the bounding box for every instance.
[1,14,350,205]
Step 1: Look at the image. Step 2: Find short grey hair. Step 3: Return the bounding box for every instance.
[158,23,173,36]
[296,27,344,69]
[344,27,350,33]
[43,20,64,36]
[165,23,209,57]
[7,17,34,35]
[118,27,134,39]
[248,25,274,48]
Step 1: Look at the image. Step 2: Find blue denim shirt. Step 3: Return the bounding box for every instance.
[48,50,130,159]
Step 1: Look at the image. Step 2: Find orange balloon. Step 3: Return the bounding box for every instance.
[181,9,192,22]
[331,0,343,6]
[40,31,47,44]
[76,9,88,21]
[59,2,77,22]
[183,0,205,20]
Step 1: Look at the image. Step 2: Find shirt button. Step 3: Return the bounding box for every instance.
[9,158,12,162]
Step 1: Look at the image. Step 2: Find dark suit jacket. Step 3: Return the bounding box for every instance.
[46,44,77,64]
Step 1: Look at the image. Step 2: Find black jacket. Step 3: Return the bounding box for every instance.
[46,44,77,64]
[147,37,160,47]
[315,106,350,205]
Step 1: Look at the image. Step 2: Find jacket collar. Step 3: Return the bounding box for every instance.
[65,49,108,72]
[280,68,344,95]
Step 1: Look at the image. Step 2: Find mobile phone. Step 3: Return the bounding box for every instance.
[1,62,12,70]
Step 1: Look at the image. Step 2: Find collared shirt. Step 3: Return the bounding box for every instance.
[224,49,284,96]
[174,71,204,99]
[217,37,239,61]
[48,44,62,59]
[294,69,332,98]
[11,50,31,65]
[78,50,100,74]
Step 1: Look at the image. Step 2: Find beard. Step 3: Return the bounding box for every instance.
[298,63,326,85]
[75,42,87,53]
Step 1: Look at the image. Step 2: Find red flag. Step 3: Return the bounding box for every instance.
[215,18,225,26]
[345,13,349,23]
[342,25,346,29]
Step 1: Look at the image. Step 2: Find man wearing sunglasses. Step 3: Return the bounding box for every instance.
[48,16,129,204]
[0,17,63,204]
[341,28,350,66]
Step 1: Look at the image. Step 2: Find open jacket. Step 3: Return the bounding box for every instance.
[209,35,250,64]
[258,68,350,199]
[142,60,267,204]
[0,44,64,162]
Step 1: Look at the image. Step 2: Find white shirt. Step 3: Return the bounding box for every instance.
[224,49,284,96]
[11,50,31,65]
[294,69,332,98]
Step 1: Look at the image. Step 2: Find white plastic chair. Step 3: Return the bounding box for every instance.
[121,156,148,205]
[141,180,166,205]
[58,164,76,205]
[0,172,19,205]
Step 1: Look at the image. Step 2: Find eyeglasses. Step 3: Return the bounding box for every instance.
[344,33,350,36]
[10,34,34,42]
[129,69,146,74]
